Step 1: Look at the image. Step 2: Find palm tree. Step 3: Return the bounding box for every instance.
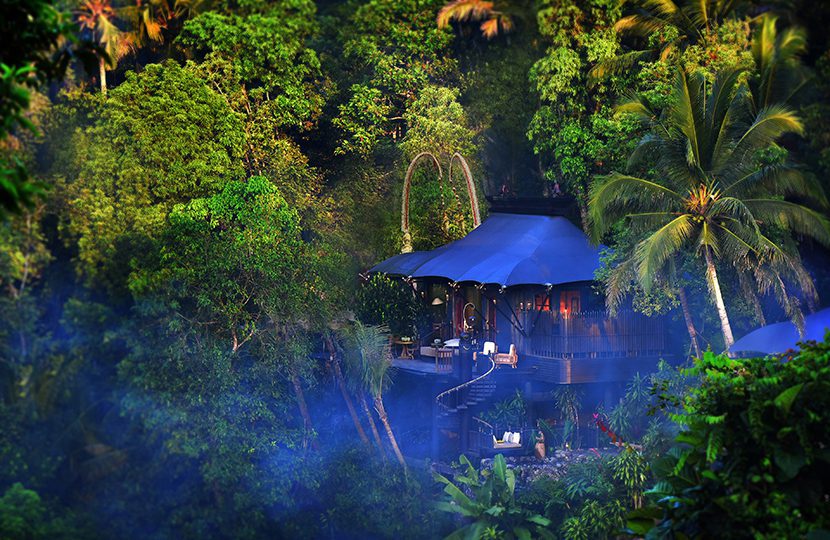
[324,333,371,447]
[342,329,386,459]
[552,385,583,448]
[591,0,746,79]
[437,0,514,39]
[121,0,208,48]
[76,0,134,94]
[748,14,811,114]
[347,322,407,470]
[590,67,830,349]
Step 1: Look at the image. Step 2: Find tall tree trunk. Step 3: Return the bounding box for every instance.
[324,337,370,446]
[360,393,386,460]
[290,372,319,451]
[374,395,407,471]
[99,57,107,95]
[704,248,735,350]
[677,287,701,358]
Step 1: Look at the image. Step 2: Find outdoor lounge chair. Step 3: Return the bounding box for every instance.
[493,344,518,368]
[492,431,522,449]
[472,341,496,362]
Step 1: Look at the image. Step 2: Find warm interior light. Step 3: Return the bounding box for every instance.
[431,297,444,305]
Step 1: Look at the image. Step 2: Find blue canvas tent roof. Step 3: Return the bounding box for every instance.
[729,307,830,354]
[369,213,604,287]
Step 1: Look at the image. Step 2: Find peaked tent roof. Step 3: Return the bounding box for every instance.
[369,213,604,287]
[729,307,830,354]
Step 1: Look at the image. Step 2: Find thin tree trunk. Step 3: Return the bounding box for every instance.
[99,58,107,95]
[751,293,767,327]
[290,372,319,451]
[577,199,590,235]
[677,287,701,358]
[704,248,735,350]
[360,393,386,460]
[325,337,370,446]
[374,395,407,471]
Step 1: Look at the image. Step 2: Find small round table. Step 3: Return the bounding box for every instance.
[394,339,415,359]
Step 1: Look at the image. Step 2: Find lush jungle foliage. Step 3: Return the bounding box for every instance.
[1,0,829,538]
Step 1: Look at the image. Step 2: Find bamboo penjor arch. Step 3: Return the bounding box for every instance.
[401,152,481,253]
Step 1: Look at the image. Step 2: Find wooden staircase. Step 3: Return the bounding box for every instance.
[434,358,497,457]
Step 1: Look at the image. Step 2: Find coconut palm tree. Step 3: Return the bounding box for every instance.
[591,0,747,79]
[76,0,134,94]
[590,67,830,349]
[347,322,407,470]
[437,0,514,39]
[748,14,811,114]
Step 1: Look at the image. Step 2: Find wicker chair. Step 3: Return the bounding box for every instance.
[493,343,518,368]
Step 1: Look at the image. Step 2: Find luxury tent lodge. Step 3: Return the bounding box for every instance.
[370,198,668,385]
[370,196,672,459]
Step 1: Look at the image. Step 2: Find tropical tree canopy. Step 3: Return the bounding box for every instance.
[590,67,830,347]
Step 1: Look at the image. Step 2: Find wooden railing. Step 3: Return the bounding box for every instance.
[435,349,453,373]
[516,310,665,360]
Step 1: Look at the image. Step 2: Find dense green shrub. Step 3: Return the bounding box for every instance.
[0,484,90,540]
[631,337,830,539]
[355,274,429,337]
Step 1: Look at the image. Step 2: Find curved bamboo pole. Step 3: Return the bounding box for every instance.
[401,152,481,254]
[401,152,441,253]
[448,153,481,229]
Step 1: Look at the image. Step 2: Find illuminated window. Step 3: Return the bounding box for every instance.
[559,291,580,314]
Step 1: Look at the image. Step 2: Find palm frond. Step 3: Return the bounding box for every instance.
[730,105,803,163]
[616,93,662,126]
[642,0,701,40]
[437,0,495,28]
[669,70,705,170]
[626,133,662,171]
[712,221,758,258]
[697,220,720,257]
[635,214,694,290]
[589,173,682,240]
[724,165,827,208]
[590,49,654,81]
[705,68,744,171]
[640,0,683,20]
[605,256,638,315]
[751,14,809,111]
[614,14,669,36]
[345,322,393,396]
[710,196,758,231]
[744,199,830,247]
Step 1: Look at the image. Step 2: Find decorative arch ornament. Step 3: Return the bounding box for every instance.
[401,152,481,253]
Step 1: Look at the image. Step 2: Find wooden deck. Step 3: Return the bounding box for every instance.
[392,353,663,383]
[392,358,451,375]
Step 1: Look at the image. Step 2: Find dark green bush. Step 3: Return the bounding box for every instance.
[631,336,830,539]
